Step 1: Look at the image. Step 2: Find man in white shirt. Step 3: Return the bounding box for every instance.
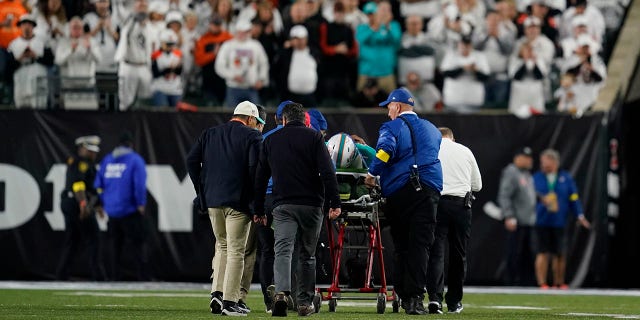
[426,127,482,315]
[7,14,51,108]
[215,19,269,108]
[560,0,605,44]
[114,0,153,110]
[55,17,102,109]
[273,25,318,108]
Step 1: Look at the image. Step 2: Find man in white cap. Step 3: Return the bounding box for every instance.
[186,100,264,316]
[7,13,51,108]
[273,25,319,108]
[215,19,269,108]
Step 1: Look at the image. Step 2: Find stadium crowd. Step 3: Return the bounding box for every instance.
[0,0,629,113]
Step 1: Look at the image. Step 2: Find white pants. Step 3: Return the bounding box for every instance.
[13,64,48,109]
[118,63,152,111]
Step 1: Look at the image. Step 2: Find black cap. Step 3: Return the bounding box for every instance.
[575,0,587,6]
[515,146,533,157]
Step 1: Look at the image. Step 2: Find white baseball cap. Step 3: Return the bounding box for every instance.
[235,19,252,32]
[289,25,308,38]
[234,101,265,124]
[165,10,183,26]
[75,135,101,152]
[159,29,178,44]
[571,15,588,27]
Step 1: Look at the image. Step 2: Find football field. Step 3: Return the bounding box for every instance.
[0,282,639,319]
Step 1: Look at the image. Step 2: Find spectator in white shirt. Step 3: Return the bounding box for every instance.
[441,35,490,113]
[273,25,319,108]
[55,17,102,90]
[508,41,547,116]
[147,1,168,52]
[84,0,119,73]
[404,71,442,112]
[473,10,516,108]
[427,1,474,64]
[214,19,269,107]
[560,0,605,44]
[401,15,429,49]
[561,35,606,116]
[151,29,183,107]
[514,16,555,68]
[559,14,600,61]
[181,11,199,96]
[114,0,153,111]
[7,14,52,108]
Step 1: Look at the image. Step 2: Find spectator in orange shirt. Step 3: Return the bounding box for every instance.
[194,13,233,106]
[1,0,27,93]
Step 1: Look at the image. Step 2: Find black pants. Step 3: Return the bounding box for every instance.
[107,212,149,281]
[56,197,106,281]
[427,196,472,306]
[385,183,439,300]
[257,194,276,307]
[505,226,536,286]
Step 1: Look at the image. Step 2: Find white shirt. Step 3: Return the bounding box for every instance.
[287,47,317,94]
[214,38,270,88]
[438,137,482,197]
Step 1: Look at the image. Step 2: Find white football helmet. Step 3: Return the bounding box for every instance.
[327,133,359,169]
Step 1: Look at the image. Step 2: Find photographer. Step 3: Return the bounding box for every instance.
[426,127,481,314]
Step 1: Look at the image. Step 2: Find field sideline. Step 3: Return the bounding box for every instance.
[0,282,639,319]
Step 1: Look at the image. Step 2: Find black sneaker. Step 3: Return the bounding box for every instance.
[272,292,288,317]
[448,302,463,314]
[210,292,223,314]
[237,300,251,313]
[428,301,443,314]
[221,301,248,317]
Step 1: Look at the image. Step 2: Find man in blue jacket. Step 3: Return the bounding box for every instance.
[187,101,264,317]
[94,132,148,281]
[364,87,442,315]
[533,149,590,290]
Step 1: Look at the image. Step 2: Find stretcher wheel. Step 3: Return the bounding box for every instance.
[376,294,386,314]
[313,293,321,313]
[328,298,337,312]
[392,293,400,313]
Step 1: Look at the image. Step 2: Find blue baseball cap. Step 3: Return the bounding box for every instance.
[362,1,377,14]
[378,87,415,107]
[276,100,294,119]
[308,109,327,131]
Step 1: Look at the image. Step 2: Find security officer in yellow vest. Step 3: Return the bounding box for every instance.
[55,135,107,281]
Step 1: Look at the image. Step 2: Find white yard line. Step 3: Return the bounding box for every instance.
[561,313,640,319]
[481,306,551,310]
[58,291,204,298]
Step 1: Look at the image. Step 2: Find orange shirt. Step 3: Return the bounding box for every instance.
[0,0,27,49]
[193,30,233,67]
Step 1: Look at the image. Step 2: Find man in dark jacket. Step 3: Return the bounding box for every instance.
[254,102,341,317]
[186,100,264,317]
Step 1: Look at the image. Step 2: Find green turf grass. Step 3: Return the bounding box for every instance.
[0,289,639,319]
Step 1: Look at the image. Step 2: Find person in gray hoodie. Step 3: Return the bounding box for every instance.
[498,146,537,286]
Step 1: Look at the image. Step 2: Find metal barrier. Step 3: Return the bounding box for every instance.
[36,73,119,110]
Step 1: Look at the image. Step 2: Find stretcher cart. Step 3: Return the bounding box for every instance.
[313,171,399,314]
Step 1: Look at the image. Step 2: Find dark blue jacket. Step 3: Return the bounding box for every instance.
[368,113,443,197]
[186,120,262,215]
[254,121,340,216]
[533,170,584,228]
[94,147,147,218]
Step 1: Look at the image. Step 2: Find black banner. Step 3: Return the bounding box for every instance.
[0,110,608,286]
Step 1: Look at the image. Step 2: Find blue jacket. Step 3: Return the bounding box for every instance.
[263,124,283,195]
[368,113,443,197]
[355,21,402,77]
[94,147,147,218]
[533,170,584,228]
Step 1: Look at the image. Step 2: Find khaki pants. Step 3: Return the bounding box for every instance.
[240,222,258,301]
[209,207,250,303]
